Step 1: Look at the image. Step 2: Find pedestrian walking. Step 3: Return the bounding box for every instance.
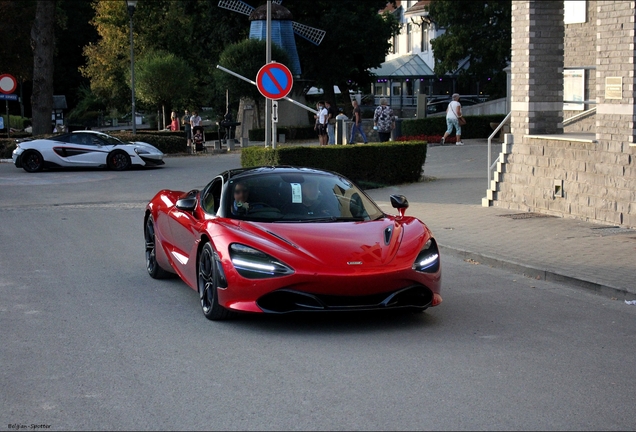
[440,93,464,146]
[373,98,395,142]
[349,100,368,144]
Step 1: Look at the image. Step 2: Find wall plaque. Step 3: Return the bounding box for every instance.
[605,77,622,100]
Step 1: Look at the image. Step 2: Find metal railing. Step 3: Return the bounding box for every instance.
[563,106,596,127]
[487,111,511,188]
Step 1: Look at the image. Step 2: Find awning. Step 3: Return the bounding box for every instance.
[369,54,435,79]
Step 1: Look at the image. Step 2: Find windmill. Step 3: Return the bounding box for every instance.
[218,0,326,76]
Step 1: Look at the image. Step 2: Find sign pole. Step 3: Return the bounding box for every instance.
[265,0,272,148]
[6,100,9,138]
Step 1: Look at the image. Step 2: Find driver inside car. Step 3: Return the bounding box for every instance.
[231,182,265,215]
[231,182,251,215]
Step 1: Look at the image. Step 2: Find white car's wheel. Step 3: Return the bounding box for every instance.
[21,150,44,173]
[108,150,131,171]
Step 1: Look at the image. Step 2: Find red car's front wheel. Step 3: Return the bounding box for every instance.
[198,243,232,321]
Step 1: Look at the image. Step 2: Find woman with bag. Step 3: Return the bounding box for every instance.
[440,93,464,146]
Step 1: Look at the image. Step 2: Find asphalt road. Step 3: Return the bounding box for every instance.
[1,152,635,431]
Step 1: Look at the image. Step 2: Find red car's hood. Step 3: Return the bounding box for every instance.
[243,219,405,268]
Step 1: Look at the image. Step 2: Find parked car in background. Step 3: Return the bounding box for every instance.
[12,130,164,172]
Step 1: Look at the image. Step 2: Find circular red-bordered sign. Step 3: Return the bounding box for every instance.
[0,74,17,94]
[256,62,293,100]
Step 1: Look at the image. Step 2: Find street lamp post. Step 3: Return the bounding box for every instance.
[127,0,138,135]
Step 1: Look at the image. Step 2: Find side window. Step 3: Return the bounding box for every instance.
[202,178,223,214]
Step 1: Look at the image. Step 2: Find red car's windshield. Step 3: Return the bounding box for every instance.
[225,173,384,222]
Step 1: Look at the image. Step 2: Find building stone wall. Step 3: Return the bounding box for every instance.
[594,0,636,226]
[510,1,564,136]
[492,0,636,228]
[563,1,596,132]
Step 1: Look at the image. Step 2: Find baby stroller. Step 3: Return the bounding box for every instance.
[192,126,205,153]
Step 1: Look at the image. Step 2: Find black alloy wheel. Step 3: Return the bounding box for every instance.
[21,150,44,172]
[198,242,232,320]
[145,215,171,279]
[108,150,131,171]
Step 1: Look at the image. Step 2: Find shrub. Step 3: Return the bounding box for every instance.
[402,114,506,139]
[0,139,17,159]
[241,141,428,187]
[1,115,31,130]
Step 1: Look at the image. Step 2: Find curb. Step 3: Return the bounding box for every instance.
[438,244,636,301]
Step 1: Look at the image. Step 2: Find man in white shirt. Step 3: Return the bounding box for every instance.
[314,101,329,146]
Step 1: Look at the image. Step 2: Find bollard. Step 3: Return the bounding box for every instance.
[335,118,344,145]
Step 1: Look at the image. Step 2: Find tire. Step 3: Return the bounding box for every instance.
[108,150,131,171]
[145,215,171,279]
[198,242,232,321]
[21,150,44,173]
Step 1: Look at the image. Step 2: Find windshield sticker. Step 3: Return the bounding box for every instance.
[291,183,302,203]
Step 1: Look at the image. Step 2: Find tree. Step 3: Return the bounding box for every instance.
[82,0,248,116]
[134,50,195,129]
[80,1,131,110]
[427,0,511,98]
[270,0,400,109]
[31,0,56,135]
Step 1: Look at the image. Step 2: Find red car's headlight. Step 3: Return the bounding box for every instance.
[229,243,294,279]
[412,238,440,273]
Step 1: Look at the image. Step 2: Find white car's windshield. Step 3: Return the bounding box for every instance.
[225,173,384,222]
[95,134,125,145]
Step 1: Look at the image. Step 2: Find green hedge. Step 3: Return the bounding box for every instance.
[0,139,16,159]
[241,141,428,187]
[1,115,31,130]
[109,131,187,154]
[249,126,316,141]
[402,114,506,139]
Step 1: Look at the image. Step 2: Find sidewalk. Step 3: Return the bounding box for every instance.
[365,138,636,301]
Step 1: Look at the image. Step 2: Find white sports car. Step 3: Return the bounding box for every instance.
[12,130,165,173]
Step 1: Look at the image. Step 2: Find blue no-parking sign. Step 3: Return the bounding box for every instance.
[256,62,293,100]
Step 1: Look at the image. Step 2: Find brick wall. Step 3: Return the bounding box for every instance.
[510,1,564,136]
[563,1,596,132]
[494,137,636,226]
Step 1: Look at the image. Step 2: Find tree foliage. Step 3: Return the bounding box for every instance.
[427,0,511,97]
[80,1,131,109]
[259,0,400,108]
[134,50,195,126]
[81,0,400,115]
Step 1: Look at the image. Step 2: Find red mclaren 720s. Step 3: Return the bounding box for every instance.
[144,166,442,320]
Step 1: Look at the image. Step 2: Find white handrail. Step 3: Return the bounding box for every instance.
[488,112,511,188]
[562,107,596,126]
